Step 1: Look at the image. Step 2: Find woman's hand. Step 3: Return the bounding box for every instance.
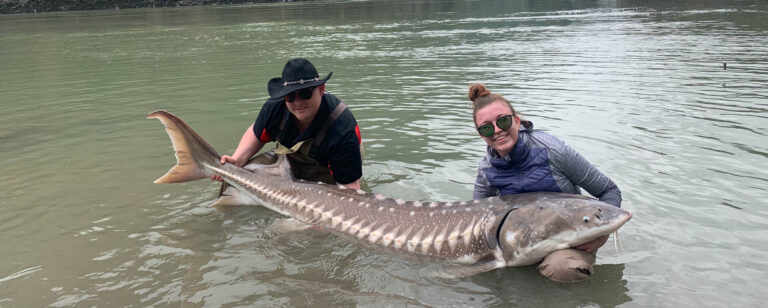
[574,235,609,252]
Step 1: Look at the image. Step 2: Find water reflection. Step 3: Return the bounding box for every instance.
[466,263,631,307]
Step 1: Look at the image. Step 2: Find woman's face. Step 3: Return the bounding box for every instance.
[475,101,521,157]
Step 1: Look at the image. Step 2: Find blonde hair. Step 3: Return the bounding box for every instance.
[468,83,516,124]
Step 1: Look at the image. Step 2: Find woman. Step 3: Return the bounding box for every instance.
[468,83,622,282]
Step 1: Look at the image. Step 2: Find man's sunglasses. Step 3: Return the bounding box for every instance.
[477,114,514,137]
[284,86,316,103]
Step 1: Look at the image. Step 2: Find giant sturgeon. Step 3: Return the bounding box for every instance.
[148,110,632,274]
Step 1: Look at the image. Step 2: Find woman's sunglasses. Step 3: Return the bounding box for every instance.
[284,86,316,103]
[477,114,514,137]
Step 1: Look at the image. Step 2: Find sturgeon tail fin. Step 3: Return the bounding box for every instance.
[147,110,221,184]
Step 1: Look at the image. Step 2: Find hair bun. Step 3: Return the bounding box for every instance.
[468,83,491,102]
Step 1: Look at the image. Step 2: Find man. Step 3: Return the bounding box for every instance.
[213,58,363,189]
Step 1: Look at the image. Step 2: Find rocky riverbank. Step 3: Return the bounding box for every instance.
[1,0,291,14]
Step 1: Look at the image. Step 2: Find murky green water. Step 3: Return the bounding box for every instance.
[2,0,767,306]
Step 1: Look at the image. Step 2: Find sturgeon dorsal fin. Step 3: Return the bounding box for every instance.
[262,154,292,178]
[277,154,290,172]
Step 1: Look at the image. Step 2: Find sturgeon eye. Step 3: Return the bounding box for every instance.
[582,216,590,223]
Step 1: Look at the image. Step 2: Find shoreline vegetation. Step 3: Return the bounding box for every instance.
[1,0,299,14]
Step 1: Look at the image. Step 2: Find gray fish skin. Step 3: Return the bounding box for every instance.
[148,110,632,273]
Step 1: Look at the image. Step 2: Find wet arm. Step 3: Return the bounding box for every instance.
[473,167,495,200]
[227,123,266,166]
[341,179,361,190]
[327,131,363,190]
[557,143,622,207]
[211,124,266,181]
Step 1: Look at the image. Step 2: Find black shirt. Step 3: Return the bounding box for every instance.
[252,93,363,184]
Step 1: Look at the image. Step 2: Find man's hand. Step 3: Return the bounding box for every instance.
[210,155,243,182]
[211,124,265,182]
[574,235,609,252]
[341,179,361,190]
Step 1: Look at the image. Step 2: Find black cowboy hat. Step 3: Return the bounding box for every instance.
[267,58,333,99]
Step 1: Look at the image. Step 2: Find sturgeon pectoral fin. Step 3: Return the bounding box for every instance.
[433,262,500,279]
[211,185,259,207]
[267,218,312,233]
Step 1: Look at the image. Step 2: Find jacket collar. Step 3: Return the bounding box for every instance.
[487,120,534,168]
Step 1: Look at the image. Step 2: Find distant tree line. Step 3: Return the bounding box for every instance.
[1,0,293,14]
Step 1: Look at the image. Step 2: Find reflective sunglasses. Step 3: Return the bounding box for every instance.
[284,86,316,103]
[477,114,514,137]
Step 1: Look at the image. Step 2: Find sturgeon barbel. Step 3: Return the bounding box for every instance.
[148,110,632,274]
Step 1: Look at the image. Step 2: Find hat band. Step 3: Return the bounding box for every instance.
[282,77,319,87]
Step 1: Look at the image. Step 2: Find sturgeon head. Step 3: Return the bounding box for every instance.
[496,193,632,266]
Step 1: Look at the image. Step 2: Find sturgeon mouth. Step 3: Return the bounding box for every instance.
[569,209,633,249]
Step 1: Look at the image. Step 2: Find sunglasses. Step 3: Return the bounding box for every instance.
[284,86,316,103]
[477,114,514,137]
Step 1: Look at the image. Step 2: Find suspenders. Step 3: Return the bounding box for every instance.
[313,102,347,148]
[278,99,348,150]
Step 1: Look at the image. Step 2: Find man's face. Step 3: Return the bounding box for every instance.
[285,84,324,126]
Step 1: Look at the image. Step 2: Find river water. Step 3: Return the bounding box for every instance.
[1,0,767,306]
